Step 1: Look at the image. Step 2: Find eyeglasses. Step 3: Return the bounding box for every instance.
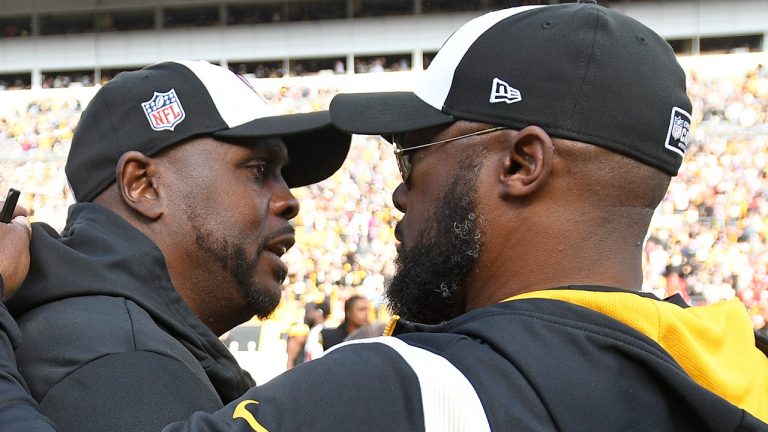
[391,126,508,183]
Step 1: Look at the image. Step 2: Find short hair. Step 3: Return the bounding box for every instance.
[344,295,366,315]
[310,301,330,318]
[552,138,671,210]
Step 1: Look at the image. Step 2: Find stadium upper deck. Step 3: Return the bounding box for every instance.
[0,0,766,89]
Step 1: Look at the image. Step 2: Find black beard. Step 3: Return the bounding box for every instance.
[386,173,482,324]
[187,211,282,320]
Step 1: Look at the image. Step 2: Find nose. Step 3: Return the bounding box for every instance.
[392,182,408,213]
[272,182,300,220]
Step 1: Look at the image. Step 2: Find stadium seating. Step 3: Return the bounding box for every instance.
[2,55,768,373]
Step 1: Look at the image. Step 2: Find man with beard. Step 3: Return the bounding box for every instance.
[325,1,768,430]
[384,158,484,325]
[5,60,350,432]
[0,3,767,432]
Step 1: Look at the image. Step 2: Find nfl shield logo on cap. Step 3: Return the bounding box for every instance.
[141,89,186,131]
[664,106,692,158]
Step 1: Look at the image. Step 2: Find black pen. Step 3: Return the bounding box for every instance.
[0,188,20,224]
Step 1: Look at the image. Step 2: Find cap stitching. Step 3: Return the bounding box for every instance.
[566,5,601,132]
[102,84,125,156]
[84,86,123,202]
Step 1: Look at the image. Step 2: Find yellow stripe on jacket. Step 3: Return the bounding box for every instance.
[504,289,768,422]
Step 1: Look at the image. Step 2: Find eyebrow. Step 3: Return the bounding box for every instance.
[250,137,290,165]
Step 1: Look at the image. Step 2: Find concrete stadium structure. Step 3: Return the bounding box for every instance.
[0,0,766,88]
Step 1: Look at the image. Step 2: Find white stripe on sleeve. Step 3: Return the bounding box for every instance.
[328,336,491,432]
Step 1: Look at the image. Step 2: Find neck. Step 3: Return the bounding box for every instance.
[346,322,361,335]
[463,208,648,312]
[94,192,248,335]
[151,225,250,336]
[163,249,249,335]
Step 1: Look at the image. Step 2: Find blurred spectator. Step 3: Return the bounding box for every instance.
[42,72,94,89]
[642,62,768,332]
[355,56,410,73]
[285,323,309,369]
[321,295,370,350]
[334,60,346,74]
[302,300,330,363]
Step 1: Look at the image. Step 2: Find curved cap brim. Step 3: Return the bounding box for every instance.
[214,111,351,187]
[330,92,455,135]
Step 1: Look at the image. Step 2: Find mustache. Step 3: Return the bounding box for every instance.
[259,225,296,249]
[394,221,404,243]
[258,225,295,284]
[267,225,296,241]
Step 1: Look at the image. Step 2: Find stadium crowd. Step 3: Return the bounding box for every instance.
[0,98,80,231]
[1,61,768,337]
[645,62,768,331]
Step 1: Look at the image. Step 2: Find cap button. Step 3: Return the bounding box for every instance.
[577,0,598,3]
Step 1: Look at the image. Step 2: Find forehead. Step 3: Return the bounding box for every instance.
[158,136,289,170]
[218,137,291,168]
[228,136,289,159]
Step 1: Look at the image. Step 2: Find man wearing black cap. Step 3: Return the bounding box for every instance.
[324,1,768,430]
[5,60,350,432]
[0,3,767,432]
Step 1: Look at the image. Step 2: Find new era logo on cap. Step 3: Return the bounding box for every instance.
[489,78,522,104]
[664,107,692,157]
[413,6,540,111]
[142,89,186,131]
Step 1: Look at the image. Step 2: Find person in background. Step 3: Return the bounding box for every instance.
[321,295,370,350]
[302,300,331,362]
[286,301,330,368]
[285,323,309,369]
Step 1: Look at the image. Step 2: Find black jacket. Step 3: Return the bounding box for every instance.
[7,204,254,432]
[1,279,766,430]
[160,286,768,431]
[0,280,56,432]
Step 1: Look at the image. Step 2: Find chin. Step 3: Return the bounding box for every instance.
[242,278,282,320]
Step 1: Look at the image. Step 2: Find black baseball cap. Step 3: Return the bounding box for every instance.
[66,60,351,202]
[330,1,692,176]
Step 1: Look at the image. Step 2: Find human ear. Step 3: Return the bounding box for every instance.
[497,126,554,198]
[116,151,163,220]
